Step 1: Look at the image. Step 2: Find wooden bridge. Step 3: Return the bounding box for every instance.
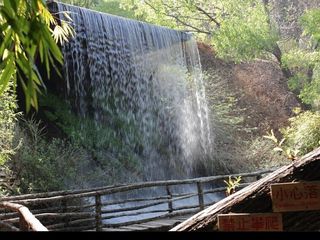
[0,169,274,231]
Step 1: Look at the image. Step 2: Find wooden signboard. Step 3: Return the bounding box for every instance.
[217,213,283,232]
[271,182,320,212]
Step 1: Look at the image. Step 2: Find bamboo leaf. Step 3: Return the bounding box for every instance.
[0,28,13,56]
[0,55,15,95]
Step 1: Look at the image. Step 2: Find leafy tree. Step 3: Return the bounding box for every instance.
[0,0,71,112]
[120,0,291,74]
[59,0,99,8]
[60,0,141,20]
[94,0,139,19]
[282,9,320,109]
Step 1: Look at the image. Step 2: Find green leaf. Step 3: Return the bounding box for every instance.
[38,39,44,63]
[0,55,15,95]
[42,27,63,64]
[0,28,13,56]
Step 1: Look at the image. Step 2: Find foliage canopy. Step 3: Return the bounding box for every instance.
[120,0,279,62]
[0,0,71,112]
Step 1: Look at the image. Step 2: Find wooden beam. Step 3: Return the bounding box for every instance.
[0,202,48,231]
[1,169,274,204]
[170,147,320,231]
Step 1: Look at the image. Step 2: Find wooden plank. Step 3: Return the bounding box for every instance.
[140,221,173,227]
[150,219,182,227]
[119,225,147,231]
[271,182,320,212]
[217,213,283,232]
[102,227,130,232]
[136,223,162,229]
[148,221,176,227]
[137,223,169,229]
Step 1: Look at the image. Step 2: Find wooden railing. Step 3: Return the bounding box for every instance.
[0,202,48,231]
[0,169,274,231]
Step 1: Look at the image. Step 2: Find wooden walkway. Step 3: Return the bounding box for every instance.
[97,214,194,231]
[0,169,274,231]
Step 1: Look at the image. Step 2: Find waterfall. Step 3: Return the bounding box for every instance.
[52,2,213,181]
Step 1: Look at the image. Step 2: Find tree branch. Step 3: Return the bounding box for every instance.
[166,13,212,34]
[195,6,220,28]
[144,0,211,34]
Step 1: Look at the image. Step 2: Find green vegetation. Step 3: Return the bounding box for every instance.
[1,91,144,194]
[59,0,99,8]
[125,0,320,166]
[204,70,253,173]
[61,0,139,20]
[94,0,138,19]
[244,136,288,169]
[0,0,73,112]
[263,129,299,161]
[224,176,241,196]
[120,1,281,63]
[39,93,143,182]
[0,84,18,165]
[282,9,320,109]
[11,119,100,193]
[1,0,320,195]
[281,111,320,156]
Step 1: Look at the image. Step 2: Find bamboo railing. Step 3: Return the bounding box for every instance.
[0,169,274,231]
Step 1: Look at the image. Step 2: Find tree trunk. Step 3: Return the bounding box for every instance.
[272,44,293,79]
[262,0,293,79]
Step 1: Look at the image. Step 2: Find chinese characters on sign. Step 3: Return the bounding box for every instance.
[271,182,320,212]
[217,213,283,231]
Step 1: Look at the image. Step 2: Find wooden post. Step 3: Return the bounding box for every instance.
[19,212,29,231]
[95,194,102,231]
[166,185,173,213]
[197,182,204,210]
[62,199,68,228]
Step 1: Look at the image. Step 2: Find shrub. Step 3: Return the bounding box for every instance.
[40,93,143,184]
[281,110,320,155]
[245,136,288,170]
[0,84,18,165]
[204,70,261,173]
[10,117,110,193]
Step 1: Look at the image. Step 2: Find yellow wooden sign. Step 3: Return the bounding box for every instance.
[217,213,283,232]
[271,182,320,212]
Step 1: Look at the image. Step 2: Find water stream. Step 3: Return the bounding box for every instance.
[54,2,214,181]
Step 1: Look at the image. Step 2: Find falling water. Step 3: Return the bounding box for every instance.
[53,2,213,181]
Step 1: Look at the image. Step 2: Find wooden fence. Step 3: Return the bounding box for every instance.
[0,169,274,231]
[0,202,48,231]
